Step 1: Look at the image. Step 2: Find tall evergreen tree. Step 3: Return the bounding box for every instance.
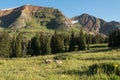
[51,31,64,53]
[64,34,70,52]
[11,35,17,57]
[69,31,76,51]
[108,29,120,47]
[77,29,86,50]
[44,36,51,54]
[27,40,32,55]
[40,34,51,55]
[86,34,90,50]
[31,34,40,56]
[14,34,23,57]
[0,33,11,58]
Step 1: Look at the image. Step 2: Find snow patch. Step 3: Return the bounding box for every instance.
[71,20,79,24]
[0,8,15,11]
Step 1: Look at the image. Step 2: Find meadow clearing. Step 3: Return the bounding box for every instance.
[0,44,120,80]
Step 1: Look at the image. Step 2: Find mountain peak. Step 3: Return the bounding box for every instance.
[0,5,70,29]
[0,4,32,11]
[25,4,31,6]
[21,4,43,8]
[81,13,90,16]
[76,13,95,18]
[73,13,120,35]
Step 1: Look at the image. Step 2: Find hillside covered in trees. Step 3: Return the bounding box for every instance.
[0,29,107,58]
[0,3,120,80]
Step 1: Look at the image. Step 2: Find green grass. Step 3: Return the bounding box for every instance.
[0,24,86,40]
[0,44,120,80]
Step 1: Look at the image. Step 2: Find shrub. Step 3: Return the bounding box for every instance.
[88,63,120,76]
[53,54,74,60]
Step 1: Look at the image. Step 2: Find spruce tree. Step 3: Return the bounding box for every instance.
[108,29,120,47]
[86,34,90,50]
[64,34,70,52]
[45,42,51,54]
[40,34,51,55]
[31,34,40,56]
[51,31,64,53]
[27,40,32,55]
[14,34,23,57]
[0,32,11,58]
[11,35,17,57]
[77,29,86,50]
[69,31,76,51]
[43,36,51,54]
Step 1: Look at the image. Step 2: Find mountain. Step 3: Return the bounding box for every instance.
[0,4,71,29]
[73,14,120,35]
[0,5,119,36]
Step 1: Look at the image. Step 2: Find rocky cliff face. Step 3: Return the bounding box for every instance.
[0,5,71,29]
[73,14,120,35]
[100,21,120,35]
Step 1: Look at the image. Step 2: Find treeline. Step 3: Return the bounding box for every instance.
[0,30,107,58]
[86,34,108,44]
[108,29,120,47]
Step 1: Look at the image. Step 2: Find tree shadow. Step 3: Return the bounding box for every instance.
[84,57,120,61]
[88,48,113,53]
[90,45,108,48]
[57,69,88,76]
[78,49,120,61]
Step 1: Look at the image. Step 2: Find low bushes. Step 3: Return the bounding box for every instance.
[53,54,75,60]
[88,62,120,76]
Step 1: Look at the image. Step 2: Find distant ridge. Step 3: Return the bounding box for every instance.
[0,5,119,36]
[72,13,120,35]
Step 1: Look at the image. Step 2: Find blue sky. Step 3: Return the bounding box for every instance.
[0,0,120,21]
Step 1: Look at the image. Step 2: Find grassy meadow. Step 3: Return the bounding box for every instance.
[0,44,120,80]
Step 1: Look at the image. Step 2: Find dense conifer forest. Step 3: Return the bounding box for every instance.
[0,29,108,58]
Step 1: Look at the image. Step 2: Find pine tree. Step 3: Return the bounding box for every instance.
[40,34,51,55]
[108,29,120,47]
[44,36,51,54]
[64,34,70,52]
[31,34,40,56]
[0,32,11,58]
[11,35,17,57]
[26,40,31,55]
[21,41,27,57]
[86,34,90,50]
[14,34,23,57]
[51,31,64,53]
[69,31,76,51]
[77,29,86,50]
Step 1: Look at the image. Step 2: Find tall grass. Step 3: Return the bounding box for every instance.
[0,44,120,80]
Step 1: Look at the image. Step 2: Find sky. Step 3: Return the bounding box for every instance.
[0,0,120,22]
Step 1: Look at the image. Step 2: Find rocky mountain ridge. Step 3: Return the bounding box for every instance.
[0,5,120,36]
[73,14,120,35]
[0,4,71,29]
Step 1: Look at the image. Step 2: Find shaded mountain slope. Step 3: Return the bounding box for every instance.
[0,5,71,29]
[73,14,120,35]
